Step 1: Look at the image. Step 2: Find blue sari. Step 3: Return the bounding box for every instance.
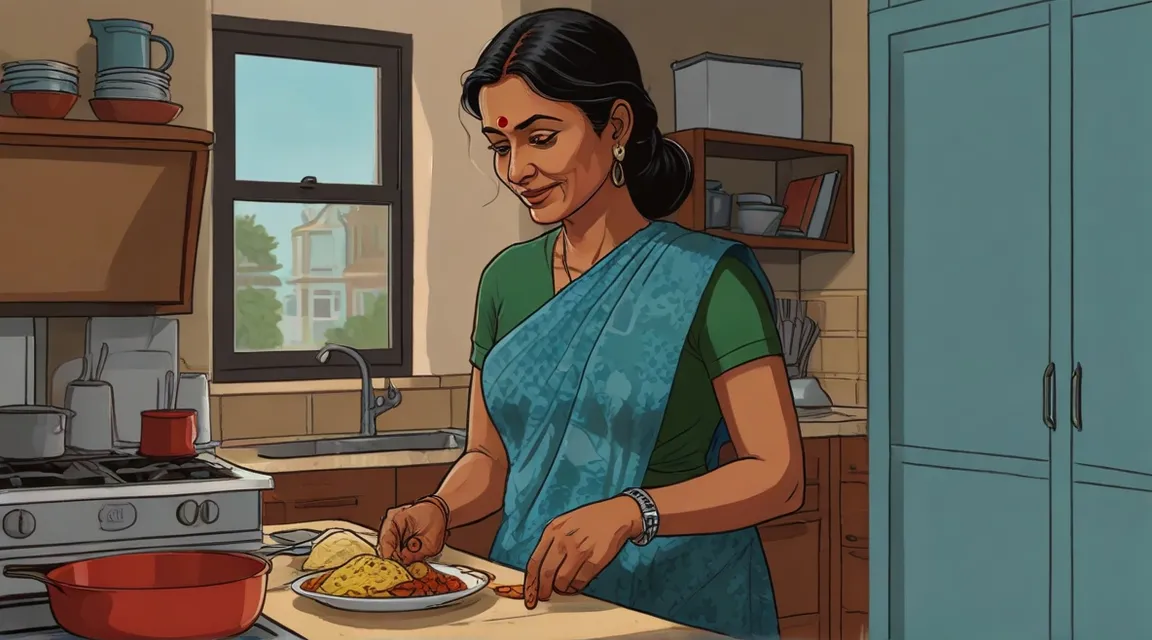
[481,222,781,639]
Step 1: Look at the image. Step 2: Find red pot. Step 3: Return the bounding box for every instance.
[139,409,196,458]
[3,550,271,640]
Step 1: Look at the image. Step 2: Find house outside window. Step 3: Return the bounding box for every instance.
[211,16,413,383]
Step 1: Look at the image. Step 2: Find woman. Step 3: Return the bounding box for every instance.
[377,9,804,639]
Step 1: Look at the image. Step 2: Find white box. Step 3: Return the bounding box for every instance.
[672,52,803,138]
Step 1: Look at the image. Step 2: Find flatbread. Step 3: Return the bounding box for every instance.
[302,529,377,571]
[317,554,413,597]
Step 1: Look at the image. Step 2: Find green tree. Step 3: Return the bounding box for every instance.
[234,214,284,350]
[326,292,390,349]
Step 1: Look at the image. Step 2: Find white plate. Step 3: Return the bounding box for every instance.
[290,562,491,612]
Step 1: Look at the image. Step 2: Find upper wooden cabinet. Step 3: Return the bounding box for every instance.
[0,116,211,316]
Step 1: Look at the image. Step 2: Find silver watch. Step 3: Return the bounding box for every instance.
[621,487,659,546]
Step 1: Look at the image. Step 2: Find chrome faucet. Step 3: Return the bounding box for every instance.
[316,343,402,437]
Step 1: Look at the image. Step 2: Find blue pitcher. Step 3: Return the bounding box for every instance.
[88,18,174,72]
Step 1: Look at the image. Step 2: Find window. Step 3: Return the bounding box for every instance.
[212,16,413,382]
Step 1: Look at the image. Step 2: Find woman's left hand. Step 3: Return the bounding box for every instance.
[523,496,642,609]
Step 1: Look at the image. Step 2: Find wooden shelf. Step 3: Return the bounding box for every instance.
[666,128,855,252]
[0,116,213,316]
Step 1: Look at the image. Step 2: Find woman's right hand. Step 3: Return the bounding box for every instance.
[376,501,447,564]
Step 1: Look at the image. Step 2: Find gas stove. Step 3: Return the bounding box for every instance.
[0,450,300,637]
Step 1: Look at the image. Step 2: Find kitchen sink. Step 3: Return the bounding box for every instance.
[255,429,466,459]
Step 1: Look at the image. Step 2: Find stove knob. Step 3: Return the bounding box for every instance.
[176,500,200,526]
[199,500,220,524]
[1,509,35,539]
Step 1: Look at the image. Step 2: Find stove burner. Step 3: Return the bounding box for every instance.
[0,454,237,490]
[98,457,236,483]
[0,461,110,490]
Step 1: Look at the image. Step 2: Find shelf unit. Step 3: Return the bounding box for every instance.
[666,128,855,252]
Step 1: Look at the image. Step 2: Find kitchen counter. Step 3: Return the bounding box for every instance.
[217,407,867,474]
[261,520,722,639]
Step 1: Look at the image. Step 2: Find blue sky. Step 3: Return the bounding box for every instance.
[232,54,379,280]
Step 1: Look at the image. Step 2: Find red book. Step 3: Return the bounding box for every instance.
[778,177,821,234]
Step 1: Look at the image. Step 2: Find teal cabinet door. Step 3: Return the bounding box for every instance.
[871,4,1056,638]
[1070,1,1152,637]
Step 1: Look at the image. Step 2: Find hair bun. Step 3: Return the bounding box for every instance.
[623,131,694,219]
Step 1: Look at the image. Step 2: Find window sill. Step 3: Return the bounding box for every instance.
[208,373,471,396]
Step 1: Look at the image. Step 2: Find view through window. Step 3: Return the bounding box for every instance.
[212,18,412,382]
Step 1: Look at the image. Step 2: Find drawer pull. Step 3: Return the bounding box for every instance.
[294,496,358,509]
[845,535,859,542]
[849,464,858,471]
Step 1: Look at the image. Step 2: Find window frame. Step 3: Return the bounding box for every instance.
[211,16,413,383]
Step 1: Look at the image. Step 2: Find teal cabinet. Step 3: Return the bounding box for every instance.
[1069,2,1152,637]
[870,0,1152,638]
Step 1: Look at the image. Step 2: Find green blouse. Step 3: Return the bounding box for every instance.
[470,228,782,487]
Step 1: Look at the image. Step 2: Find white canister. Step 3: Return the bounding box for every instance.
[176,373,212,445]
[64,380,115,451]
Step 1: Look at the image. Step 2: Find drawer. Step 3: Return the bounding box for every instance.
[803,438,828,485]
[758,520,821,618]
[779,613,820,640]
[841,482,868,548]
[841,436,868,480]
[842,547,869,612]
[843,611,869,640]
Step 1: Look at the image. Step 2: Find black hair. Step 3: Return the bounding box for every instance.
[461,8,693,220]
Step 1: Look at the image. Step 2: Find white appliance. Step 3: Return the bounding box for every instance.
[672,52,804,138]
[0,451,305,639]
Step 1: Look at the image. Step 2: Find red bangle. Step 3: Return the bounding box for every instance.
[417,494,451,528]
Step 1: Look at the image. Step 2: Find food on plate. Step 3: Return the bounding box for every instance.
[491,583,525,599]
[299,556,470,599]
[315,554,413,597]
[301,529,377,571]
[388,561,469,597]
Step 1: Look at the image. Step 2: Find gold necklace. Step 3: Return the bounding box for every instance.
[560,231,575,283]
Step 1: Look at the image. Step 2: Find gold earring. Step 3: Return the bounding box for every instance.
[611,144,626,187]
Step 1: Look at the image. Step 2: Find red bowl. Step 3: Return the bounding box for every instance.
[10,91,78,118]
[90,98,182,124]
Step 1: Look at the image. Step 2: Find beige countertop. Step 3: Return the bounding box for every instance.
[217,407,867,474]
[262,520,721,639]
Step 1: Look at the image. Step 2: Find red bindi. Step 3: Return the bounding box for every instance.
[497,116,508,128]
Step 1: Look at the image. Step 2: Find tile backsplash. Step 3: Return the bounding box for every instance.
[211,374,470,442]
[775,289,867,407]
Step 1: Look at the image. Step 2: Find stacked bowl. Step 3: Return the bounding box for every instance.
[0,60,80,118]
[91,67,182,124]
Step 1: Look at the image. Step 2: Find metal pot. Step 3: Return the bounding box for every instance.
[0,405,74,459]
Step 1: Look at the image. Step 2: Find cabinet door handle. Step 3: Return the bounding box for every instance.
[294,496,358,509]
[1042,362,1056,430]
[1071,363,1083,431]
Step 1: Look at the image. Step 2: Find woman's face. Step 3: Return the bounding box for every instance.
[479,76,619,224]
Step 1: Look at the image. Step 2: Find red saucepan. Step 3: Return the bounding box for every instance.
[3,550,271,640]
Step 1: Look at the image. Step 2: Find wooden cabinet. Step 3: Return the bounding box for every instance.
[0,116,211,316]
[834,437,869,639]
[262,468,396,530]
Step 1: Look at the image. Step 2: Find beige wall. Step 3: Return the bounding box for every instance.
[4,0,868,438]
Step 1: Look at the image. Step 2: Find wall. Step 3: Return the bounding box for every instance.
[3,0,867,441]
[1,0,546,439]
[595,0,868,406]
